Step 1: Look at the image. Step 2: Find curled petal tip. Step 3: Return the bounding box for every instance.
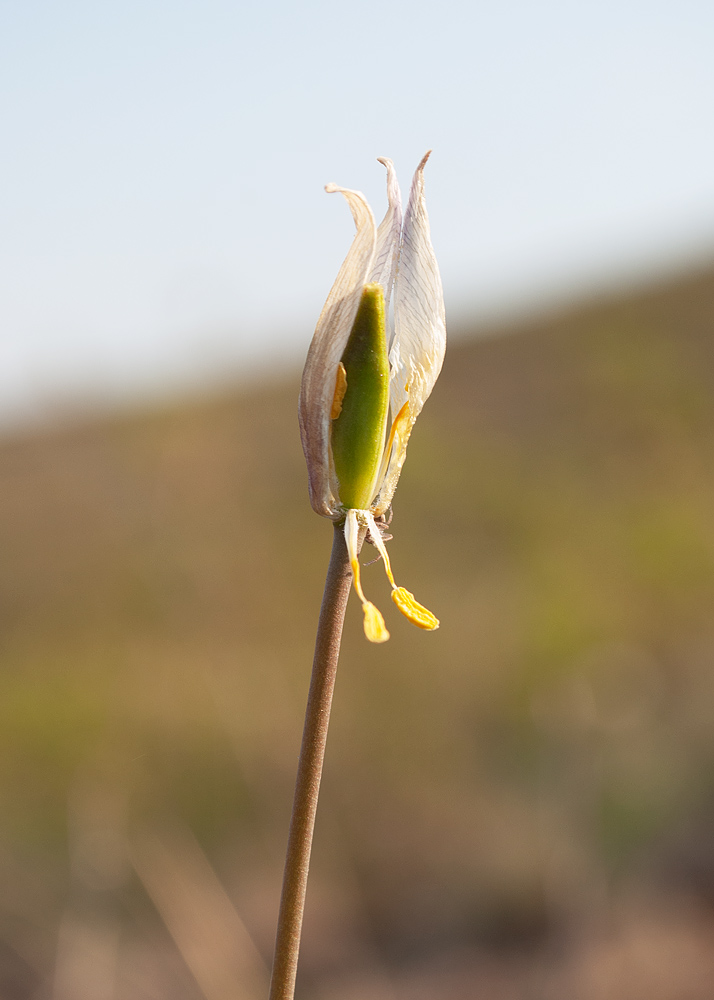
[417,150,433,172]
[376,156,394,168]
[325,182,338,193]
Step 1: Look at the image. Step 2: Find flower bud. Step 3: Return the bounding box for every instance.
[299,155,445,641]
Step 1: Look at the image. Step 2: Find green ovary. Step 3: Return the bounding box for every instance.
[331,283,390,511]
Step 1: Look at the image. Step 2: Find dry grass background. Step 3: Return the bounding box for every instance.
[2,266,714,997]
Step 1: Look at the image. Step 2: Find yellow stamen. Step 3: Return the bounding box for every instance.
[362,602,390,643]
[345,509,391,643]
[391,588,440,630]
[331,362,348,419]
[349,556,367,604]
[363,511,396,587]
[364,511,439,632]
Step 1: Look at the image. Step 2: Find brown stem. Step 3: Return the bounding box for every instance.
[268,521,356,1000]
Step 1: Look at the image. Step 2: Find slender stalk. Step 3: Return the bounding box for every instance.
[268,521,357,1000]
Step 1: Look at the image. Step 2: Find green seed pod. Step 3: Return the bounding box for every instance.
[330,282,389,511]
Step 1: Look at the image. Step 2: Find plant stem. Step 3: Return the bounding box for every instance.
[268,521,356,1000]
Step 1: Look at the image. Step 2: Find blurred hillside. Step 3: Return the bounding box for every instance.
[3,266,714,998]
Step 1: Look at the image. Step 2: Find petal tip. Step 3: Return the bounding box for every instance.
[417,150,433,173]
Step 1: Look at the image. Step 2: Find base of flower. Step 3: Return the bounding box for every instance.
[344,508,439,642]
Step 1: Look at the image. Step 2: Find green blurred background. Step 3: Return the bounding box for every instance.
[3,265,714,998]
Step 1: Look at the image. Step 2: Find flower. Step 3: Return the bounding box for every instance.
[299,153,446,642]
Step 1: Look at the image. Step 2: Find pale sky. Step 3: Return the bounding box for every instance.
[2,0,714,424]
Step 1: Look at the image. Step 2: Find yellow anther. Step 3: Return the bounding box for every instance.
[331,362,348,419]
[362,601,390,643]
[391,587,439,631]
[387,400,410,454]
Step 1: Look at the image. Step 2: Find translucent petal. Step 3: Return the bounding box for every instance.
[299,186,376,517]
[391,151,446,421]
[369,158,402,319]
[373,151,446,514]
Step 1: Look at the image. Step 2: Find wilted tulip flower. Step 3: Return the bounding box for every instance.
[299,153,446,643]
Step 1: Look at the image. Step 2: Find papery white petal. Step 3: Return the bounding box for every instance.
[299,185,377,517]
[368,158,402,318]
[391,151,445,420]
[373,152,446,513]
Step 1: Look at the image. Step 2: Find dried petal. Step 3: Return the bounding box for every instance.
[369,157,402,316]
[299,185,376,517]
[375,151,446,514]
